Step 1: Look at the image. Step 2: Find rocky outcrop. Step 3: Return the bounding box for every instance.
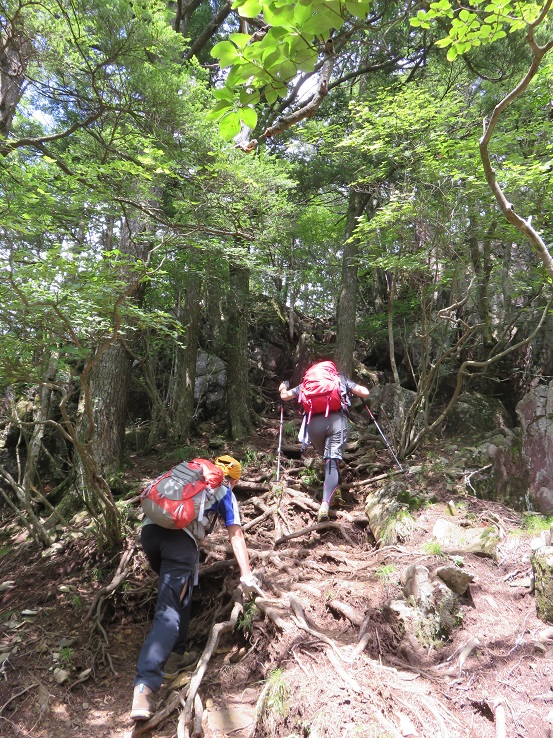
[367,383,419,440]
[195,351,226,419]
[532,546,553,623]
[365,480,417,546]
[445,392,511,437]
[387,562,469,648]
[516,381,553,513]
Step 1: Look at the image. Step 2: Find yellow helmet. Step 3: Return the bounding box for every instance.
[214,454,242,480]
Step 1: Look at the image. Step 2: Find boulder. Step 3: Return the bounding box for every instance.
[402,564,434,610]
[434,565,474,596]
[432,518,500,559]
[388,564,463,647]
[532,546,553,623]
[365,481,417,546]
[446,392,511,437]
[194,351,226,419]
[368,383,419,440]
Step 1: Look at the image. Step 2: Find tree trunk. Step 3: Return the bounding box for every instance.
[204,253,225,353]
[79,342,132,476]
[468,215,495,348]
[0,13,32,137]
[226,261,253,439]
[22,352,59,495]
[386,272,401,386]
[335,189,369,376]
[169,269,202,442]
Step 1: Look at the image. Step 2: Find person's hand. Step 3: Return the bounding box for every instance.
[240,573,263,597]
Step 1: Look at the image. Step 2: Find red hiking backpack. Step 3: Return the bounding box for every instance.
[140,458,227,530]
[299,361,343,422]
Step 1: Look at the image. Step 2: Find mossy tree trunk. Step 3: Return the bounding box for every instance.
[226,261,253,439]
[169,267,202,442]
[335,189,370,376]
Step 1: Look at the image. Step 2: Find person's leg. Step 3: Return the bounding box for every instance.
[322,457,340,505]
[305,413,326,457]
[134,527,196,694]
[317,414,348,520]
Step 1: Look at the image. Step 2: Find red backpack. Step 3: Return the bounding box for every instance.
[299,361,343,423]
[140,458,227,529]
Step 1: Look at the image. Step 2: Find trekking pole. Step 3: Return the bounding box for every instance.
[365,405,405,473]
[276,403,284,482]
[276,381,288,482]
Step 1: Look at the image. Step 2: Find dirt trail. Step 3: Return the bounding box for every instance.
[0,425,551,738]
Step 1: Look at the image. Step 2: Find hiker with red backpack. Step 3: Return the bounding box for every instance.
[131,454,260,721]
[279,361,370,523]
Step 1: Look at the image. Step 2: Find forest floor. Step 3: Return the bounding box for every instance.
[1,416,553,738]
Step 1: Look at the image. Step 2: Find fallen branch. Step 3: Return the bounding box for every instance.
[494,698,507,738]
[235,481,270,493]
[177,598,244,738]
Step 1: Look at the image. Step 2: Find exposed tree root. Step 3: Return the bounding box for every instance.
[275,521,355,546]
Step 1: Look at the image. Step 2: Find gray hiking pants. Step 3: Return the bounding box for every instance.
[306,411,348,459]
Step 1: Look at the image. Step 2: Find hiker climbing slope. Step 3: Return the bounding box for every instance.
[279,360,370,522]
[131,454,260,721]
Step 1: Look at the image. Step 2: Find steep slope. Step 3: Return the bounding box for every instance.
[0,421,550,738]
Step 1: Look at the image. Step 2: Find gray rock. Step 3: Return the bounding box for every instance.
[435,566,474,595]
[432,518,500,559]
[532,547,553,623]
[402,564,433,609]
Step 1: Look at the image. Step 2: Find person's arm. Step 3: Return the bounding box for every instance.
[279,382,298,401]
[351,383,370,400]
[226,524,252,578]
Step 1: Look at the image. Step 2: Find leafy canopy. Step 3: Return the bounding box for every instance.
[410,0,549,61]
[207,0,371,140]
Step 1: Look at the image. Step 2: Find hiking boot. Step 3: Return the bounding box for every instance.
[317,502,330,523]
[130,683,154,721]
[163,650,198,678]
[331,489,343,508]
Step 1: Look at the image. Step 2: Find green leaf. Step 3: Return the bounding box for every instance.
[278,60,297,82]
[295,46,318,72]
[218,111,242,141]
[263,47,285,67]
[234,0,262,18]
[226,63,266,89]
[232,61,266,84]
[345,0,371,16]
[263,3,296,27]
[213,87,234,101]
[302,11,337,37]
[239,88,261,105]
[446,46,458,61]
[210,40,240,68]
[229,32,252,49]
[239,106,258,129]
[294,2,312,24]
[205,100,233,121]
[265,86,279,104]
